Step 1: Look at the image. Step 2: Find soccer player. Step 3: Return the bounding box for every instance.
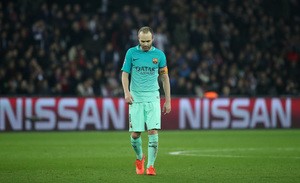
[121,26,171,175]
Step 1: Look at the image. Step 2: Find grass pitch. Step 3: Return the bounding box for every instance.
[1,130,300,183]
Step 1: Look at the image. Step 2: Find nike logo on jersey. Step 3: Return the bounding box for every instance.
[133,58,139,61]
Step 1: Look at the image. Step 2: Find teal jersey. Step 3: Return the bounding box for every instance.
[121,45,167,102]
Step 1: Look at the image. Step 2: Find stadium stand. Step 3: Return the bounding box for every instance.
[0,0,299,97]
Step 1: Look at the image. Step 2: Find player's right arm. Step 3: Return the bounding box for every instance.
[121,72,133,104]
[121,49,133,104]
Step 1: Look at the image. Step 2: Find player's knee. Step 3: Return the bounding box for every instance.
[148,129,158,135]
[131,132,141,139]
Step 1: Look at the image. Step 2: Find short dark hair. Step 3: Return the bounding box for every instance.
[138,26,154,35]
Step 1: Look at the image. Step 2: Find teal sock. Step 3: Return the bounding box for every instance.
[130,136,143,160]
[147,134,158,168]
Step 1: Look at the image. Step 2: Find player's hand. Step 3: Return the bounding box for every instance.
[162,101,171,115]
[124,92,134,105]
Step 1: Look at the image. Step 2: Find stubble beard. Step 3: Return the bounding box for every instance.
[142,46,150,51]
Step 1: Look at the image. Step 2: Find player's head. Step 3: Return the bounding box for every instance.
[138,26,154,51]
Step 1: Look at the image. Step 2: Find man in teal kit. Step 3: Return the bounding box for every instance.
[121,26,171,175]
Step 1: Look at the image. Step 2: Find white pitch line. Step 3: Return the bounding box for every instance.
[168,148,300,159]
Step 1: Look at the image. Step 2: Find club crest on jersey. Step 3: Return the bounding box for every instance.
[152,58,158,64]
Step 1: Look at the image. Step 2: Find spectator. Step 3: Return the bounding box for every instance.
[0,0,299,97]
[77,78,94,96]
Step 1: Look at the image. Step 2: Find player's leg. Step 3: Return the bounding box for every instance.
[145,101,161,175]
[146,129,158,175]
[131,131,145,175]
[129,102,146,174]
[130,132,143,160]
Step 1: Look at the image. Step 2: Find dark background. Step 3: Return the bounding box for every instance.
[0,0,299,97]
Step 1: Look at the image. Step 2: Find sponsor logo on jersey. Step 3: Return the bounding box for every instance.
[134,66,156,75]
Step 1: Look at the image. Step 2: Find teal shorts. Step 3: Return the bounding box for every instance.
[129,101,161,132]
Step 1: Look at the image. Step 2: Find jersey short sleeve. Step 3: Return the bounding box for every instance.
[121,49,132,73]
[159,51,167,69]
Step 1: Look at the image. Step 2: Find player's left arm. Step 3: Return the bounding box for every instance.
[159,66,171,114]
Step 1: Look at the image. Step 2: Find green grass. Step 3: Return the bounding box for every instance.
[1,130,300,183]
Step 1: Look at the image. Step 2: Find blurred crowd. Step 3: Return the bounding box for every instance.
[0,0,299,97]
